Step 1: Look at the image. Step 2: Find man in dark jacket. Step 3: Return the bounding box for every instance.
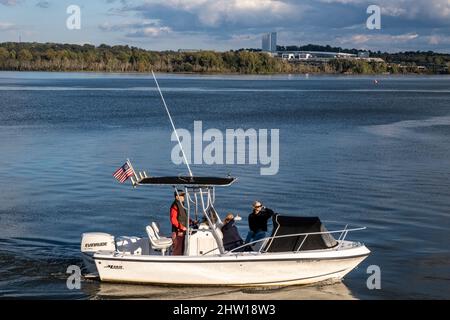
[221,213,244,251]
[245,201,274,246]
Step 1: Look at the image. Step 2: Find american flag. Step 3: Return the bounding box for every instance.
[113,162,134,183]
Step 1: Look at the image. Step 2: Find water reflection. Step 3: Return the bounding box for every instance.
[84,280,356,300]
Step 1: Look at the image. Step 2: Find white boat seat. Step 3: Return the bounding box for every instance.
[146,225,172,256]
[151,222,172,243]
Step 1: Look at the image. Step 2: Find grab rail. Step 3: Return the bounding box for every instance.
[226,225,366,254]
[200,225,366,256]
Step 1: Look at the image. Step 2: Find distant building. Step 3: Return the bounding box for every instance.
[178,49,202,53]
[281,53,295,60]
[358,51,370,58]
[262,32,277,52]
[270,32,277,52]
[356,51,384,62]
[275,50,356,61]
[297,53,312,60]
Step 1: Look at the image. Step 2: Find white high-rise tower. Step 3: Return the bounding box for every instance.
[262,32,277,52]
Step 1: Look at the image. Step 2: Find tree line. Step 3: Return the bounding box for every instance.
[0,42,448,74]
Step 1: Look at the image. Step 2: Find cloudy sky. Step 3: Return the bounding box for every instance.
[0,0,449,52]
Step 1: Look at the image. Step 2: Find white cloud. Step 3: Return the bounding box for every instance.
[318,0,450,20]
[0,22,15,30]
[339,32,419,45]
[317,0,366,4]
[99,19,161,31]
[0,0,20,6]
[428,35,441,45]
[394,33,419,41]
[99,20,171,38]
[134,26,172,37]
[36,1,50,9]
[426,34,450,46]
[229,33,260,42]
[99,18,172,37]
[349,34,370,43]
[145,0,302,27]
[100,0,450,51]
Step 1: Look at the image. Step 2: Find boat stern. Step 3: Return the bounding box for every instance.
[81,232,116,274]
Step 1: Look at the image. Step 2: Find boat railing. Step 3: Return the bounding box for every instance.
[222,225,366,255]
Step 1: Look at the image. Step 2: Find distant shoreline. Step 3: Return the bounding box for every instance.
[1,70,450,77]
[1,42,449,75]
[0,67,445,76]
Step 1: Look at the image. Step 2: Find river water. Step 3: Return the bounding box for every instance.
[0,72,449,299]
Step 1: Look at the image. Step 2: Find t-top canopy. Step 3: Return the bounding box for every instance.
[137,176,236,186]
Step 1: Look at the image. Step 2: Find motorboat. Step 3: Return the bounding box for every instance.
[81,174,370,286]
[80,71,370,286]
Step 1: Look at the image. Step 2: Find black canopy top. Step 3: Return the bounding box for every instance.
[262,215,338,252]
[138,176,236,186]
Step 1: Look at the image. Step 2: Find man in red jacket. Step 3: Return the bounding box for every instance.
[170,190,188,255]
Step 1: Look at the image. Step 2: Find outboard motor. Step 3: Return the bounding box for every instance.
[81,232,115,274]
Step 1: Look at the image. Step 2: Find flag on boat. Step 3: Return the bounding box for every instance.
[113,161,134,183]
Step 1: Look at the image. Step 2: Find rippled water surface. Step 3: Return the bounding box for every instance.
[0,72,449,299]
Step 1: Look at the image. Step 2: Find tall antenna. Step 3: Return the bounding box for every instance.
[151,70,193,177]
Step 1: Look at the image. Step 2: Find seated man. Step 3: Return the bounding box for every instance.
[221,213,245,252]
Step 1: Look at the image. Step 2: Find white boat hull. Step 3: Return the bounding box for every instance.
[92,243,370,286]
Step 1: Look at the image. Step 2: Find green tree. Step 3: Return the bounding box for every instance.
[0,47,9,60]
[18,48,33,61]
